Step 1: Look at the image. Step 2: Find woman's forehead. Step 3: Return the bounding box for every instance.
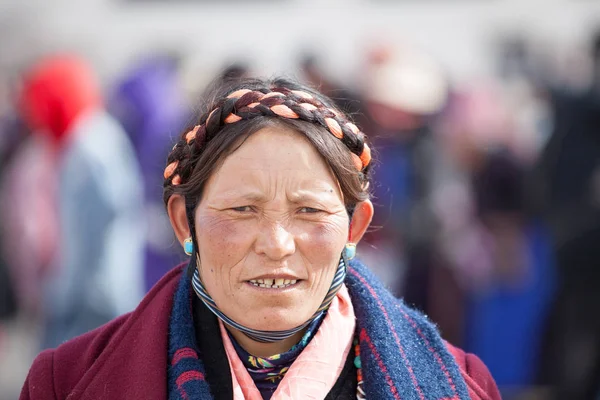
[206,181,342,203]
[203,127,344,201]
[231,126,321,163]
[221,127,330,175]
[205,166,344,203]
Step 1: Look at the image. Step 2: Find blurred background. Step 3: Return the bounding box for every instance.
[1,0,600,398]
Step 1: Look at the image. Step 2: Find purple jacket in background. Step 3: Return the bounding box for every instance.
[110,56,189,291]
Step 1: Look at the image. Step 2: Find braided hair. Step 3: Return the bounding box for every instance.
[163,78,372,245]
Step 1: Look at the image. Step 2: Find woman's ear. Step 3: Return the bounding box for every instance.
[167,194,190,246]
[349,199,374,244]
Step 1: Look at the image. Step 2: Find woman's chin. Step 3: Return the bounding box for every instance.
[236,309,311,332]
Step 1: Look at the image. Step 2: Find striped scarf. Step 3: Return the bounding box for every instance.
[168,258,471,399]
[191,256,345,343]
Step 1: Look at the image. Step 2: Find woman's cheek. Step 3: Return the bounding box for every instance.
[196,215,255,265]
[295,221,346,296]
[296,219,347,261]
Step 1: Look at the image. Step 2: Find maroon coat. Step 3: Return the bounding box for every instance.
[21,265,501,400]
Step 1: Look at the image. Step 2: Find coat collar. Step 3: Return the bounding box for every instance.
[68,260,473,400]
[68,264,186,400]
[344,260,471,399]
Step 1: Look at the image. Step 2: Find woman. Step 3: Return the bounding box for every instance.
[21,78,500,399]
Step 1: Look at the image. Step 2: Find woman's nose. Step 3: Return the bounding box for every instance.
[254,222,296,260]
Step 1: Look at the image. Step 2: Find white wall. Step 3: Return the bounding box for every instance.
[1,0,599,85]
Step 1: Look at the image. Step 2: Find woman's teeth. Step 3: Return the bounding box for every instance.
[248,278,297,289]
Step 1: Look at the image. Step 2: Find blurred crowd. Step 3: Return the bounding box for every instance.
[1,24,600,400]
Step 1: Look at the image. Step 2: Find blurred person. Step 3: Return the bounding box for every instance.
[18,55,145,349]
[0,112,56,400]
[430,86,509,348]
[532,30,600,399]
[0,109,29,355]
[300,54,363,117]
[21,77,500,400]
[0,116,57,318]
[433,83,530,290]
[358,46,453,333]
[465,150,555,396]
[0,75,37,321]
[494,36,555,163]
[111,54,188,291]
[432,81,557,382]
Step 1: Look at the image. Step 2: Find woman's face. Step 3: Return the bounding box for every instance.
[194,125,349,331]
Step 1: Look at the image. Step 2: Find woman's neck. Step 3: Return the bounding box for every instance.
[226,326,306,358]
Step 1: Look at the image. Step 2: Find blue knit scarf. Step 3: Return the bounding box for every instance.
[168,259,471,399]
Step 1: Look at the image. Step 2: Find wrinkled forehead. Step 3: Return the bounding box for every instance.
[201,126,345,203]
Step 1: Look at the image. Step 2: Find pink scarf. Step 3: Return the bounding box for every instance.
[219,284,356,399]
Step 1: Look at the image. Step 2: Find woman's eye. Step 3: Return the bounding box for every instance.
[231,206,253,212]
[299,207,321,214]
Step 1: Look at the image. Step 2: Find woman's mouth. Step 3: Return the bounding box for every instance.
[247,278,299,289]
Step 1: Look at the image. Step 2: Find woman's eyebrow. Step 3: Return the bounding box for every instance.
[287,189,339,204]
[215,190,267,204]
[213,186,340,205]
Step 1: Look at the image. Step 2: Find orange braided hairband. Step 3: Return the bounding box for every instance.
[164,87,371,186]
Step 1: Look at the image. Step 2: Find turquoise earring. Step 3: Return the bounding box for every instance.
[184,238,194,256]
[344,243,356,260]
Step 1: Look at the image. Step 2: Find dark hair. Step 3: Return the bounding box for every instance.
[162,77,372,236]
[474,149,524,216]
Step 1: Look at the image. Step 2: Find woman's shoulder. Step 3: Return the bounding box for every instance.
[445,342,502,400]
[20,264,187,400]
[391,300,501,399]
[346,261,501,399]
[391,298,501,399]
[395,301,501,400]
[21,313,132,400]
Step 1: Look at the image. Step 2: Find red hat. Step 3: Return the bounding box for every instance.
[20,55,102,144]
